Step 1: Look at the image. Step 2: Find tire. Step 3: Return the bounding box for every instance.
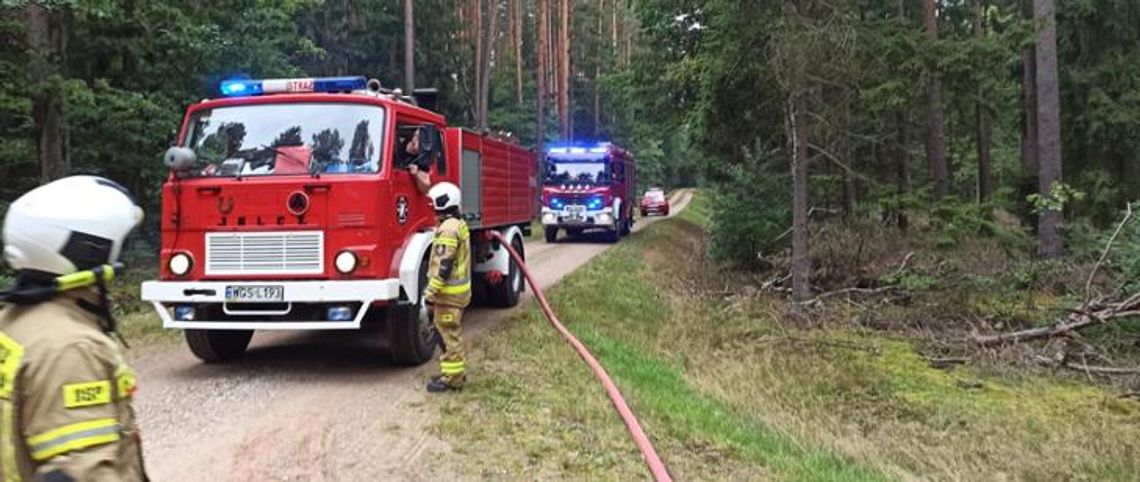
[640,209,648,217]
[620,218,632,237]
[605,227,620,243]
[488,235,525,307]
[544,226,559,243]
[185,329,253,363]
[388,257,435,366]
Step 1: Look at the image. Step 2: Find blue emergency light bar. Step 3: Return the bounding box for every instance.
[220,76,368,97]
[547,143,611,155]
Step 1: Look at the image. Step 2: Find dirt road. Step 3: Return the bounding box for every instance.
[133,190,691,481]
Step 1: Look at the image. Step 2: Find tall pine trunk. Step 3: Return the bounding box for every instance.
[511,0,523,104]
[477,0,499,131]
[923,0,949,199]
[26,3,67,183]
[473,0,483,123]
[1034,0,1064,258]
[403,0,415,91]
[558,0,572,140]
[790,91,812,302]
[895,111,911,231]
[975,0,994,201]
[536,0,549,148]
[1019,0,1039,178]
[594,0,603,136]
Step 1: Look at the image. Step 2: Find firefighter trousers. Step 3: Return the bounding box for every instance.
[433,305,466,387]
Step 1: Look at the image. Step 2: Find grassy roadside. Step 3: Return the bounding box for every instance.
[436,191,1140,481]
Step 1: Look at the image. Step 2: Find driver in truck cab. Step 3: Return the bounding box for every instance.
[423,182,472,393]
[403,127,433,194]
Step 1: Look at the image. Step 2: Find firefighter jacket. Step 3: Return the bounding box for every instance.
[424,216,472,309]
[0,293,147,481]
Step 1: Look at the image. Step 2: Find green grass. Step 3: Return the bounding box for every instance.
[437,191,1140,481]
[438,193,884,481]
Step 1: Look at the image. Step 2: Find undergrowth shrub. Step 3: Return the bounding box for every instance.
[707,161,790,269]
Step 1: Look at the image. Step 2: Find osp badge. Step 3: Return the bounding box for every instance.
[396,196,409,225]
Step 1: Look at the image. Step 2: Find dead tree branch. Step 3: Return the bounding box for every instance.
[1085,202,1133,303]
[974,294,1140,346]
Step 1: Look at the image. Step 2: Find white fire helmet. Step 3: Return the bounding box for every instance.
[428,182,462,212]
[3,176,143,276]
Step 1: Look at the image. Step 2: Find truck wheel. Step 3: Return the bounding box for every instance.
[544,226,559,243]
[388,257,435,366]
[185,329,253,363]
[605,227,621,243]
[620,218,632,237]
[488,235,525,307]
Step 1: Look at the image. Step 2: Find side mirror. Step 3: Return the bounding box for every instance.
[164,146,197,172]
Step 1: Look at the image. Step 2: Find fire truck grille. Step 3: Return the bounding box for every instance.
[205,231,324,275]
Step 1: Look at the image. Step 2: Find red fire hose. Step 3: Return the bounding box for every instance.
[489,231,673,482]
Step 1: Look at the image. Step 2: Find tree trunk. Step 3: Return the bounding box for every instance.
[536,0,549,148]
[473,0,484,125]
[975,0,994,201]
[403,0,415,91]
[923,0,949,199]
[594,0,604,136]
[26,3,67,183]
[1034,0,1064,258]
[477,0,499,131]
[1020,0,1039,177]
[790,92,812,302]
[558,0,572,140]
[511,0,523,104]
[895,111,911,231]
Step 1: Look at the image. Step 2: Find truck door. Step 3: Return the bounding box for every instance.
[391,121,447,232]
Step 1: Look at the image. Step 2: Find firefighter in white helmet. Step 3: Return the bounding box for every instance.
[0,176,148,481]
[424,182,471,392]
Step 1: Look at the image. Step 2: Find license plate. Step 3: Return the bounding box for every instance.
[564,205,586,223]
[225,285,285,302]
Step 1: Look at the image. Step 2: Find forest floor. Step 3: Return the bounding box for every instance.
[434,192,1140,481]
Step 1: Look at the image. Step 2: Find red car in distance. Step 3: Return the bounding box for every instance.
[640,188,669,217]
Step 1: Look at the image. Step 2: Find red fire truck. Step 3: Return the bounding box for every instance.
[541,143,636,243]
[141,76,537,365]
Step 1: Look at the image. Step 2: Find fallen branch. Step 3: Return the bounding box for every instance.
[1035,356,1140,375]
[893,251,917,277]
[803,286,894,306]
[926,357,968,370]
[973,290,1140,347]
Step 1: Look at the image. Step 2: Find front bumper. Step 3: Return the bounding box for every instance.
[541,207,616,227]
[141,279,401,330]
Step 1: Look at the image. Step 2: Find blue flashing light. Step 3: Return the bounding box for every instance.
[548,147,569,154]
[588,147,608,154]
[327,306,354,322]
[313,76,368,92]
[220,79,262,97]
[586,196,605,210]
[550,198,566,209]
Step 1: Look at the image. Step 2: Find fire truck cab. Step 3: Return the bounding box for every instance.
[540,143,636,243]
[141,76,537,365]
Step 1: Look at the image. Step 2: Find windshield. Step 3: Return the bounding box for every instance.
[184,103,386,177]
[545,160,610,185]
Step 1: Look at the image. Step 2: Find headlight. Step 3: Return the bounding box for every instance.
[335,250,358,274]
[169,253,192,276]
[596,213,613,225]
